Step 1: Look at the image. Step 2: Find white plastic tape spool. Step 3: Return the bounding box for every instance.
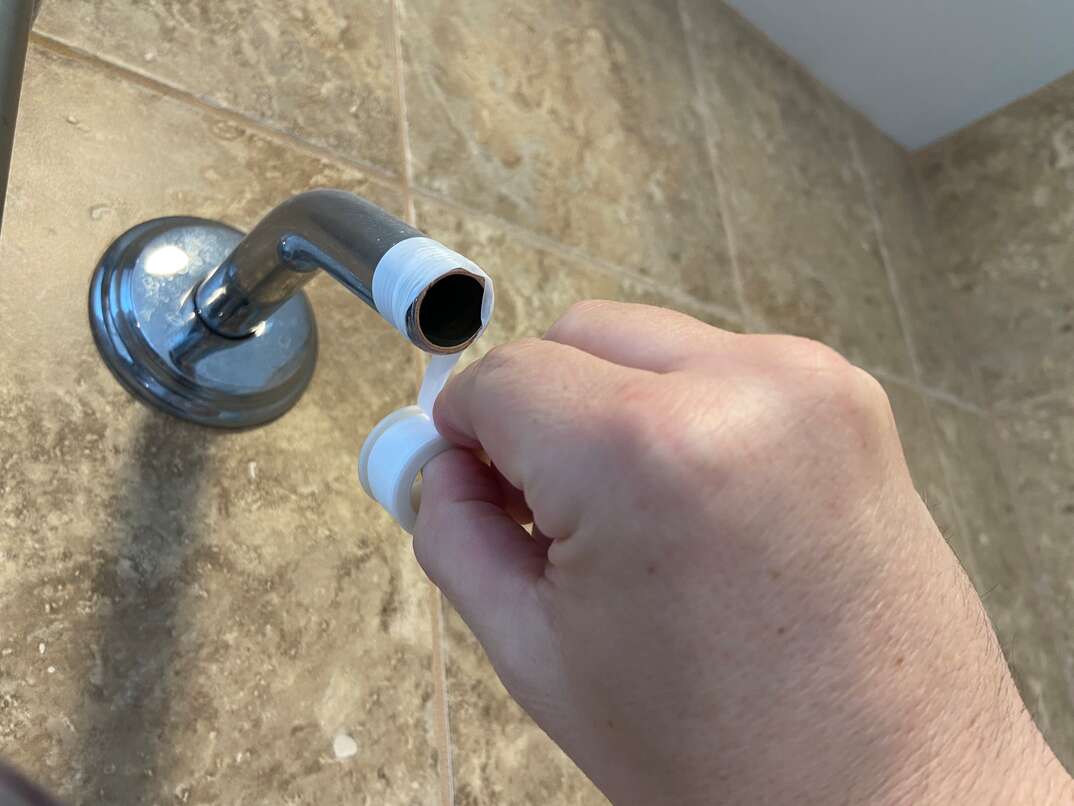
[359,237,494,533]
[358,406,453,533]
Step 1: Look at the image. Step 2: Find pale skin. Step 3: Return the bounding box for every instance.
[413,301,1074,806]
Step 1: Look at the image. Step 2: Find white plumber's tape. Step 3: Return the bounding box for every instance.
[358,237,494,533]
[358,406,453,533]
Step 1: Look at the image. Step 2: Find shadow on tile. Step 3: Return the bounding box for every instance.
[75,412,216,802]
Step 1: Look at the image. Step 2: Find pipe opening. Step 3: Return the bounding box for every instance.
[417,272,485,350]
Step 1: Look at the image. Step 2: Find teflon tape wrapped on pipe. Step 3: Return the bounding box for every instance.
[358,237,494,533]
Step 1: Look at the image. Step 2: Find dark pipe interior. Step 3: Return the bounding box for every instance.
[418,273,485,349]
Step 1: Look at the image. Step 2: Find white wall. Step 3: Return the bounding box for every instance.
[725,0,1074,149]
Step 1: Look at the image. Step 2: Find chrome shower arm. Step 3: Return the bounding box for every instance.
[196,191,416,339]
[89,190,488,428]
[194,190,485,354]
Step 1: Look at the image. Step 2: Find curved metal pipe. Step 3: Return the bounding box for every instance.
[0,0,36,236]
[194,189,486,354]
[89,190,489,427]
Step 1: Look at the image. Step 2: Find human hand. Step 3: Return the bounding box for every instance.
[414,301,1071,805]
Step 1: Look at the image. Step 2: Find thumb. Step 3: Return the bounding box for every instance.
[413,448,547,645]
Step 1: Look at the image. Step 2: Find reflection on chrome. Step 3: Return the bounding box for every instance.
[143,244,190,277]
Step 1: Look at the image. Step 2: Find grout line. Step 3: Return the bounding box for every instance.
[863,365,983,416]
[890,156,990,417]
[27,31,406,193]
[842,104,998,613]
[390,0,417,227]
[928,394,990,583]
[906,145,992,412]
[847,119,926,387]
[389,0,429,413]
[847,124,986,406]
[32,12,990,423]
[854,118,1064,709]
[916,383,987,415]
[388,2,452,801]
[426,584,455,806]
[32,21,991,420]
[676,0,755,331]
[993,385,1073,416]
[31,26,749,329]
[821,343,991,418]
[409,185,744,326]
[863,105,1064,702]
[31,29,741,329]
[865,364,916,389]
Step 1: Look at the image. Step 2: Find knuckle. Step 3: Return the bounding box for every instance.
[546,299,615,339]
[754,337,891,442]
[605,375,709,469]
[851,367,891,413]
[781,336,853,377]
[821,364,890,427]
[611,375,667,429]
[772,338,858,399]
[805,369,891,447]
[475,338,542,383]
[598,377,660,454]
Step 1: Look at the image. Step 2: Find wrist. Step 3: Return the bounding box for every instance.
[888,652,1073,805]
[945,714,1073,805]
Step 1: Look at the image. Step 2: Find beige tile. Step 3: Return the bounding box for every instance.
[880,380,964,560]
[0,46,439,804]
[682,1,912,377]
[36,0,403,177]
[442,603,607,806]
[399,0,734,305]
[414,196,742,369]
[929,399,1074,762]
[913,73,1074,406]
[994,390,1074,765]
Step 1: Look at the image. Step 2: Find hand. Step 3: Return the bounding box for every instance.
[414,301,1071,805]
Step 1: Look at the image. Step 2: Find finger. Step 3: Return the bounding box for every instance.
[543,300,740,372]
[531,524,554,552]
[414,449,547,642]
[433,338,634,537]
[462,450,532,524]
[491,462,533,525]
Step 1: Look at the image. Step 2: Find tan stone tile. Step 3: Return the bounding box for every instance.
[994,391,1074,766]
[414,196,742,370]
[36,0,402,176]
[880,379,964,560]
[913,73,1074,406]
[682,1,912,377]
[929,399,1073,763]
[399,0,734,305]
[0,46,438,804]
[442,602,607,806]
